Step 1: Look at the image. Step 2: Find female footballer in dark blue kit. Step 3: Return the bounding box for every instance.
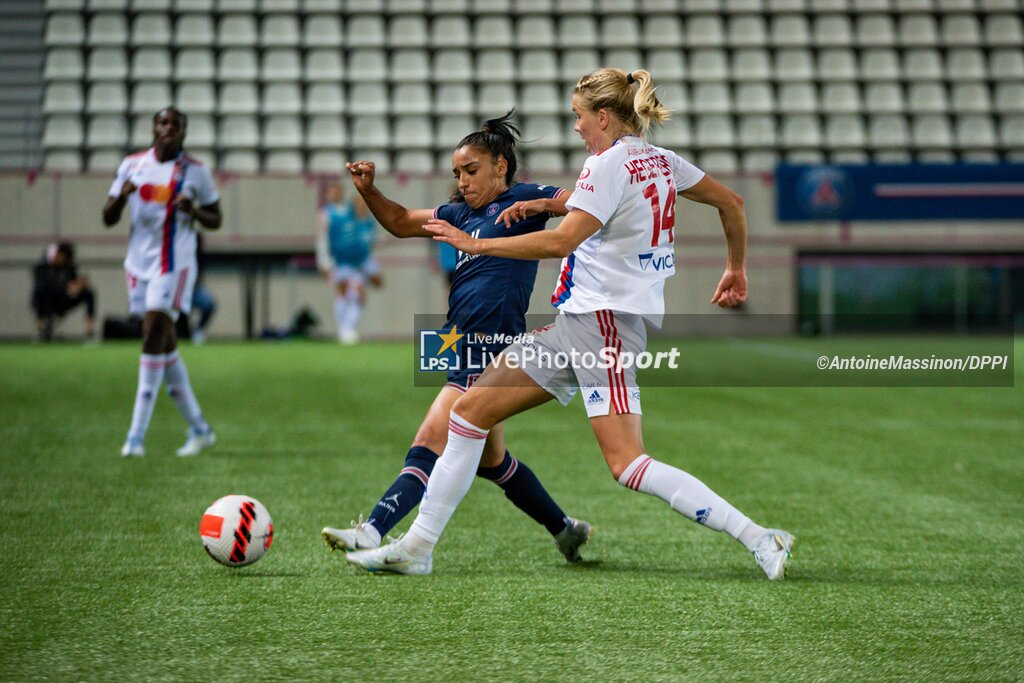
[321,112,592,569]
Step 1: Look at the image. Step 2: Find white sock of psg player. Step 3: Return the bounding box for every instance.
[127,353,166,442]
[340,289,362,336]
[164,350,209,433]
[618,455,766,551]
[403,411,488,559]
[333,296,347,338]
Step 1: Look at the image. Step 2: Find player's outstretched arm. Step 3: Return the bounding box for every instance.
[680,175,748,307]
[345,161,432,238]
[493,190,569,228]
[426,207,602,260]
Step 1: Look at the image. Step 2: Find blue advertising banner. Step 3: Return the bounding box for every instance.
[776,164,1024,222]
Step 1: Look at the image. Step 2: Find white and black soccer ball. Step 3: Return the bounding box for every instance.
[199,495,274,567]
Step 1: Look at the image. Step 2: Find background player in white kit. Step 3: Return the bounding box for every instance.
[102,107,222,458]
[347,69,796,578]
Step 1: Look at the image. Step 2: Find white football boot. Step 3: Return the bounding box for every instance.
[751,529,796,580]
[176,427,216,457]
[345,540,432,576]
[553,518,594,563]
[120,437,145,458]
[321,516,381,551]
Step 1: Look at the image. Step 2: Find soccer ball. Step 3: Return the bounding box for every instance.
[199,495,274,567]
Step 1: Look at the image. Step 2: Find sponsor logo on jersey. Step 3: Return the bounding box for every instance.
[638,252,675,272]
[575,180,595,193]
[578,167,591,180]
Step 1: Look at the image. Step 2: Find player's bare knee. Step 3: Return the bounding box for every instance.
[451,393,490,429]
[411,426,445,454]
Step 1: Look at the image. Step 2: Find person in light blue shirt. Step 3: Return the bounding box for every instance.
[316,180,382,344]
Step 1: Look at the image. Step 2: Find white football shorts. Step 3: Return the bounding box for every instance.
[125,267,196,320]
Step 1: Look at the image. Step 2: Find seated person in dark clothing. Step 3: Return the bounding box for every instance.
[31,241,96,340]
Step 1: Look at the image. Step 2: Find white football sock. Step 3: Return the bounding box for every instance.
[618,455,765,551]
[164,350,208,433]
[341,294,363,336]
[127,353,165,442]
[403,411,488,558]
[333,296,347,337]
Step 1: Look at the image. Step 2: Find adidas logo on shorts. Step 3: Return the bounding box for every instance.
[586,390,603,405]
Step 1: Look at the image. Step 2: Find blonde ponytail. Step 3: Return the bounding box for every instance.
[574,68,671,138]
[629,70,671,137]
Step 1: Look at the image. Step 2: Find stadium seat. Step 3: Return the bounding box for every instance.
[728,15,767,46]
[829,150,869,165]
[518,83,561,115]
[43,115,84,148]
[435,115,473,145]
[518,50,558,83]
[644,15,685,47]
[308,150,346,172]
[47,0,85,9]
[559,50,599,83]
[175,15,215,48]
[738,114,776,147]
[45,48,84,81]
[434,84,475,115]
[45,14,85,46]
[911,114,953,149]
[389,15,428,48]
[307,116,346,147]
[991,49,1024,80]
[824,114,866,149]
[44,150,84,171]
[864,82,904,113]
[346,16,386,48]
[955,114,997,150]
[817,48,857,80]
[567,148,590,172]
[685,0,722,10]
[604,49,643,73]
[906,83,948,114]
[348,83,388,115]
[432,50,473,83]
[777,83,817,113]
[87,82,127,114]
[815,14,853,46]
[390,0,427,12]
[698,150,739,173]
[741,149,780,172]
[303,15,343,47]
[183,114,214,147]
[390,50,429,82]
[770,14,810,46]
[87,149,126,172]
[892,0,931,10]
[87,48,127,81]
[524,150,564,172]
[602,16,642,48]
[821,82,861,113]
[734,82,773,113]
[860,49,900,80]
[220,0,259,10]
[431,16,471,47]
[219,151,260,173]
[695,115,735,147]
[689,49,729,81]
[649,49,687,80]
[304,49,344,81]
[175,83,216,113]
[687,15,725,47]
[513,16,555,49]
[941,14,982,46]
[88,14,128,46]
[130,113,152,147]
[86,115,127,148]
[351,117,390,147]
[903,49,943,81]
[780,115,822,148]
[262,84,302,115]
[522,116,564,147]
[261,16,300,47]
[946,48,987,81]
[951,83,992,114]
[774,49,814,81]
[347,50,387,82]
[856,14,895,47]
[898,14,939,46]
[173,48,214,81]
[262,49,301,81]
[352,150,391,172]
[130,82,171,114]
[263,116,304,149]
[657,82,689,113]
[391,83,430,114]
[558,17,599,49]
[176,0,215,9]
[261,0,300,9]
[985,14,1023,46]
[473,17,514,48]
[218,115,259,148]
[994,83,1024,114]
[472,0,510,13]
[393,116,434,148]
[691,83,732,114]
[477,50,515,81]
[1000,115,1024,149]
[264,151,304,173]
[304,83,345,114]
[477,83,517,114]
[785,149,825,165]
[218,50,258,81]
[652,116,691,147]
[218,83,259,114]
[43,83,83,114]
[218,15,258,48]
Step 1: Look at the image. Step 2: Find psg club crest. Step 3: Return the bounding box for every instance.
[486,203,499,216]
[418,325,465,371]
[796,167,852,219]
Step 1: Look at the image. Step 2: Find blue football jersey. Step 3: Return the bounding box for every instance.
[434,182,565,374]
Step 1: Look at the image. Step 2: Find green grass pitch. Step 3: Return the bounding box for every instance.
[1,340,1021,681]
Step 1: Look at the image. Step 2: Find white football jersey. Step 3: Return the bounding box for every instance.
[108,148,219,279]
[554,136,705,326]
